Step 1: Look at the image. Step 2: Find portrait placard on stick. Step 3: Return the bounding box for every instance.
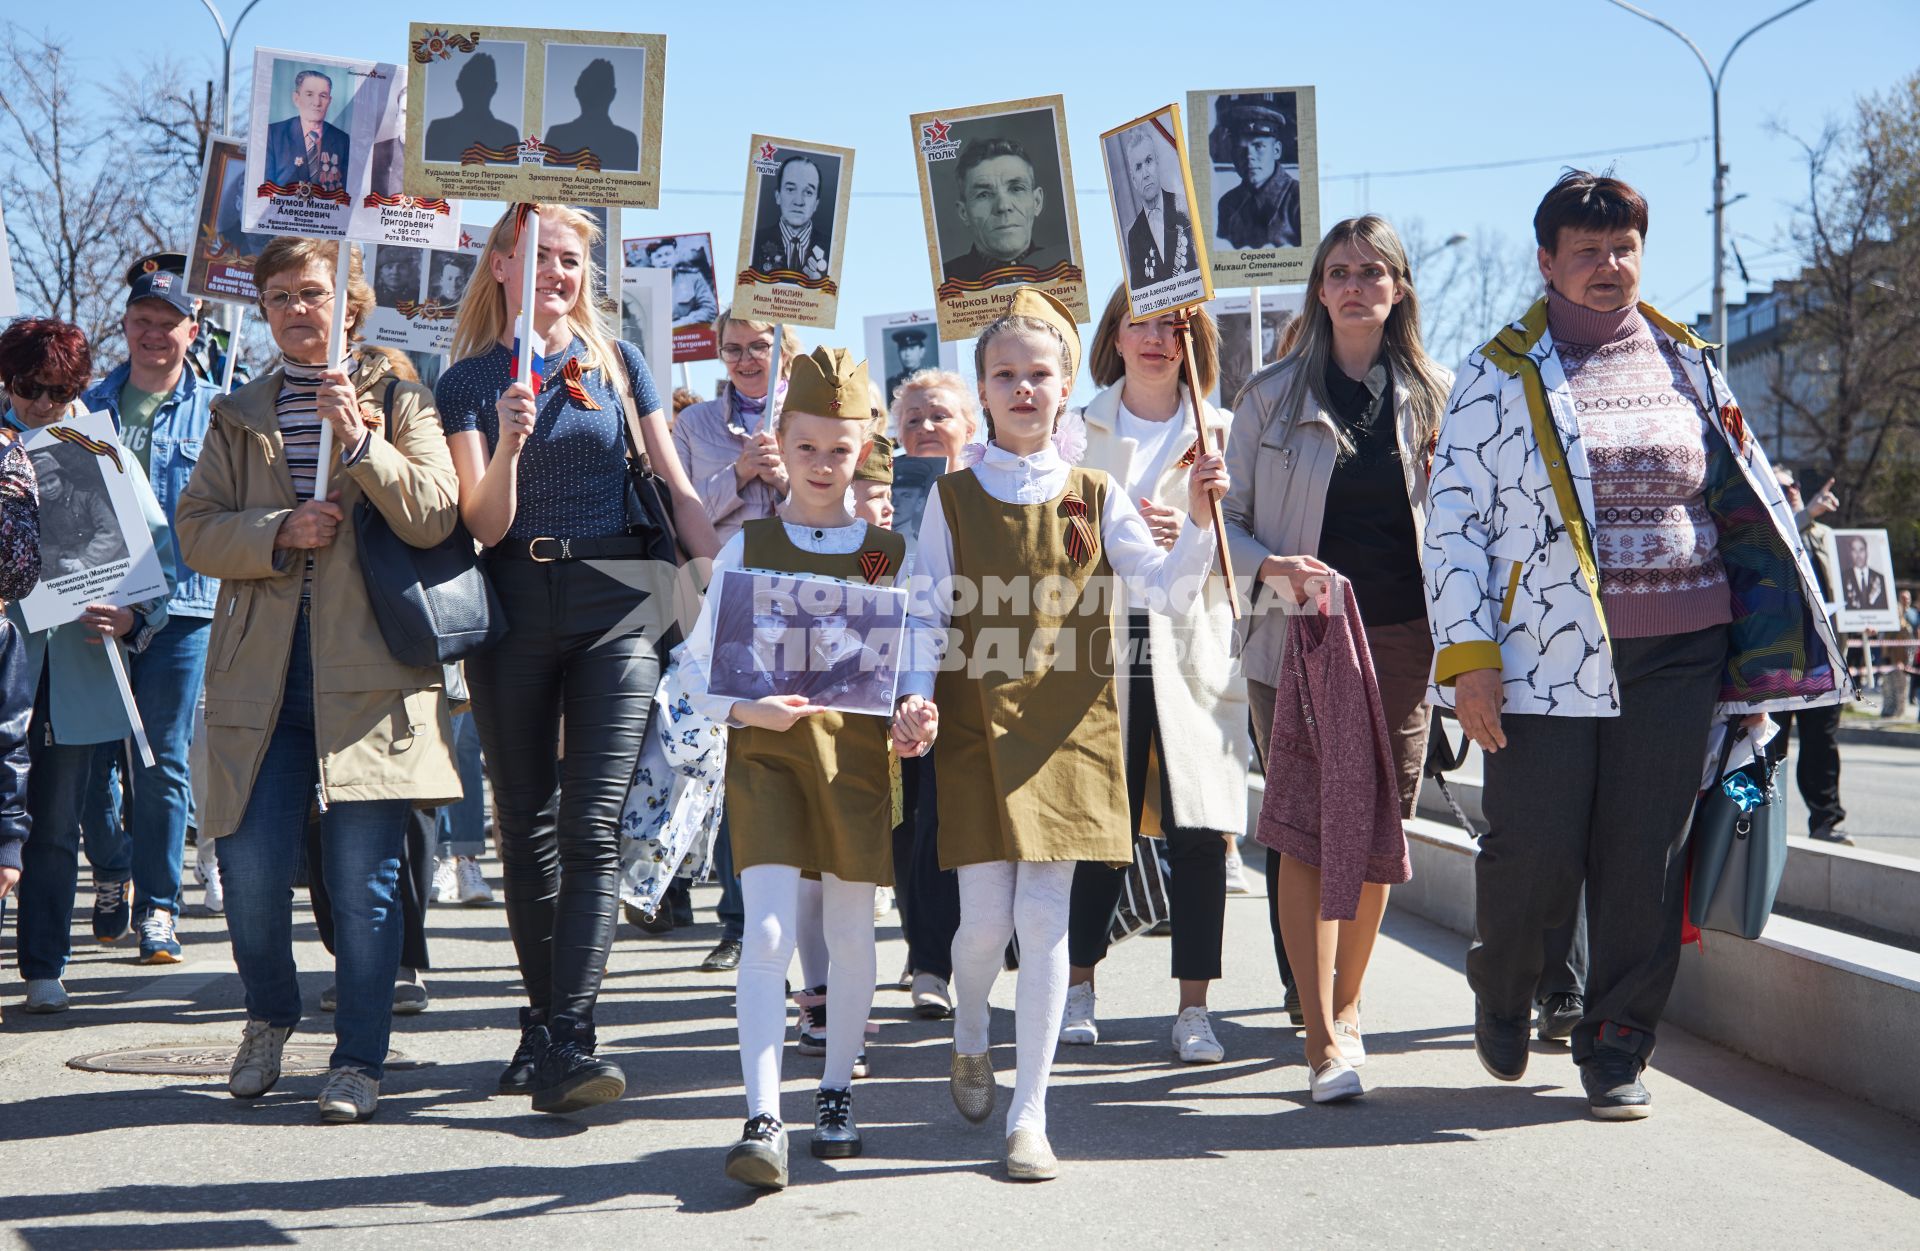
[1102,104,1212,320]
[1823,528,1901,634]
[863,310,959,407]
[243,48,461,248]
[911,95,1087,339]
[403,25,666,209]
[188,136,276,304]
[362,224,485,356]
[731,136,854,331]
[1187,87,1319,287]
[1206,289,1304,408]
[623,232,719,361]
[620,265,673,378]
[19,413,169,633]
[706,570,906,719]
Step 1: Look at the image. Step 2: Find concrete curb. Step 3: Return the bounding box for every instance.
[1837,724,1920,749]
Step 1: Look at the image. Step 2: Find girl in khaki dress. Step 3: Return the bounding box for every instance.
[901,289,1229,1180]
[683,347,935,1191]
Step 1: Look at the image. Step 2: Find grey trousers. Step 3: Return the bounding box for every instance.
[1470,626,1727,1064]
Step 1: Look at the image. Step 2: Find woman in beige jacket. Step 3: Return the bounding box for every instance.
[1061,286,1250,1064]
[176,236,460,1124]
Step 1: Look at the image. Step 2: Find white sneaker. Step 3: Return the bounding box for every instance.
[453,856,493,904]
[229,1019,293,1098]
[1310,1057,1364,1103]
[1333,1019,1367,1068]
[197,840,223,917]
[317,1067,379,1122]
[1172,1007,1225,1063]
[430,857,458,904]
[1224,842,1251,894]
[23,979,70,1013]
[1060,982,1098,1045]
[872,886,895,920]
[910,971,952,1019]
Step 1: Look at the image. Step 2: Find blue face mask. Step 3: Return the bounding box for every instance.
[2,409,27,434]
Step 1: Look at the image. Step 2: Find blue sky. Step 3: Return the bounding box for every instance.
[35,0,1920,391]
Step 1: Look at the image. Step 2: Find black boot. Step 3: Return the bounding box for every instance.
[497,1008,549,1095]
[530,1015,627,1114]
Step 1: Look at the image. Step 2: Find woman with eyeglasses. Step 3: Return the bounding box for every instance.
[174,238,462,1123]
[2,316,172,1016]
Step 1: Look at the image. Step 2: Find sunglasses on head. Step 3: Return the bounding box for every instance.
[6,379,80,404]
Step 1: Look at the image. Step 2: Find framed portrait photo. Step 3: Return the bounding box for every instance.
[1205,289,1304,409]
[404,24,666,208]
[620,265,674,379]
[1101,104,1212,320]
[732,135,855,331]
[358,224,485,356]
[1186,86,1320,287]
[623,232,719,361]
[911,95,1088,339]
[863,310,959,409]
[706,569,907,719]
[1824,527,1901,633]
[18,412,171,633]
[188,135,275,304]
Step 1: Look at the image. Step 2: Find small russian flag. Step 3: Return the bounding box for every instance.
[512,336,547,396]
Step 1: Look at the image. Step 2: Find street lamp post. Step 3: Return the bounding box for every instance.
[1604,0,1817,372]
[199,0,266,133]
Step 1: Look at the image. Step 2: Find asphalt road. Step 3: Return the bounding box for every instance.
[1778,739,1918,860]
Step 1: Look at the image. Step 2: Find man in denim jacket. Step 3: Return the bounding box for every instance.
[78,251,222,963]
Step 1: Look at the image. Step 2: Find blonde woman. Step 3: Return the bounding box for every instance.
[435,204,716,1114]
[1221,215,1452,1103]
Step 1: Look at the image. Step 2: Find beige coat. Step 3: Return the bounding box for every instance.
[175,351,462,839]
[1077,383,1251,837]
[1222,356,1440,689]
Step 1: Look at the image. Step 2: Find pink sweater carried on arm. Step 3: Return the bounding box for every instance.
[1253,576,1411,921]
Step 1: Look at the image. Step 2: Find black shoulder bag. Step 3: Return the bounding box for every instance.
[607,348,685,566]
[356,381,506,667]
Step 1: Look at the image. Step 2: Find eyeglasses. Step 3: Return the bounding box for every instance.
[6,379,80,404]
[260,286,336,313]
[719,342,774,362]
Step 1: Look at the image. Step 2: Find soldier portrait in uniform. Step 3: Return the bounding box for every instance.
[885,328,930,402]
[31,444,129,576]
[926,106,1075,286]
[707,571,905,717]
[423,43,526,164]
[1213,295,1301,408]
[1209,94,1300,249]
[427,251,476,305]
[373,247,423,307]
[542,43,648,173]
[749,153,837,280]
[1101,105,1211,319]
[1187,87,1318,284]
[264,68,351,191]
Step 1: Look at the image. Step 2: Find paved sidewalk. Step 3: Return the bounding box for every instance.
[3,863,1918,1249]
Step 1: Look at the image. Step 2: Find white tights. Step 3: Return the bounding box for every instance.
[950,859,1077,1137]
[737,865,876,1120]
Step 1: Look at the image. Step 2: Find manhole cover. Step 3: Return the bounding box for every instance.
[68,1043,422,1076]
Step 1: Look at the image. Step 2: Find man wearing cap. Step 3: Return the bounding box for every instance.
[1213,98,1300,251]
[264,69,349,192]
[78,251,223,963]
[886,330,929,403]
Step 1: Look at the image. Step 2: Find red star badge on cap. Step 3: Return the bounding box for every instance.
[923,118,951,144]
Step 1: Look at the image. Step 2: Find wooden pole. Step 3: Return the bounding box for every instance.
[1174,311,1239,620]
[312,237,352,499]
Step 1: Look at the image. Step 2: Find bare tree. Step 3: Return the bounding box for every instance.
[108,54,219,255]
[0,26,145,345]
[1402,219,1539,370]
[1769,70,1920,551]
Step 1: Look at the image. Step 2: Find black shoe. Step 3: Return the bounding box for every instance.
[796,986,828,1056]
[1474,1002,1530,1081]
[701,939,743,972]
[1581,1047,1652,1120]
[623,899,675,934]
[497,1008,549,1095]
[1809,826,1856,847]
[1282,983,1304,1028]
[810,1085,862,1158]
[1536,992,1583,1043]
[725,1114,789,1189]
[530,1016,627,1114]
[669,885,695,928]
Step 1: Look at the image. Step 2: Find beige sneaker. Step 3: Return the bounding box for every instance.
[1005,1129,1059,1181]
[317,1067,379,1122]
[950,1050,995,1125]
[228,1020,293,1098]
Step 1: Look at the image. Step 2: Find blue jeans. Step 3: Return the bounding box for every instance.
[714,815,743,943]
[86,616,211,918]
[215,612,410,1078]
[15,690,104,981]
[434,710,486,857]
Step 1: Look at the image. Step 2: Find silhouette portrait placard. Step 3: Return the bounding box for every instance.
[1185,86,1319,287]
[243,47,460,248]
[732,134,855,331]
[403,24,666,209]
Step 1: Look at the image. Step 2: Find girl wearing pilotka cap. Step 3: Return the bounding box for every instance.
[902,287,1229,1180]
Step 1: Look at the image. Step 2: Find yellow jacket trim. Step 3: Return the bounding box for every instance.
[1434,640,1503,687]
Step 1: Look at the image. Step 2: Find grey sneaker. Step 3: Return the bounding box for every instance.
[23,979,70,1014]
[228,1019,293,1098]
[950,1049,995,1124]
[317,1067,379,1122]
[725,1114,789,1190]
[810,1085,861,1158]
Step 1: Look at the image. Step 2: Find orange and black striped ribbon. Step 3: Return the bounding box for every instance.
[1176,437,1201,469]
[560,357,600,410]
[48,425,124,475]
[1060,492,1096,564]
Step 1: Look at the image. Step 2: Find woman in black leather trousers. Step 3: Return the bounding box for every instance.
[436,205,718,1113]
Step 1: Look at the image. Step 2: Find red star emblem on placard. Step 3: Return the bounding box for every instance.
[923,118,951,144]
[760,142,777,162]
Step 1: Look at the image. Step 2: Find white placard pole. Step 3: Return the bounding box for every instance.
[104,642,155,768]
[219,307,245,393]
[516,208,542,390]
[1249,284,1263,375]
[312,238,352,499]
[762,327,783,432]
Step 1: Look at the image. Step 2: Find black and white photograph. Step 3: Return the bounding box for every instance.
[191,136,273,303]
[542,43,648,173]
[732,135,855,329]
[1101,104,1211,319]
[1825,528,1900,633]
[421,38,526,164]
[1208,290,1304,408]
[863,310,960,406]
[361,231,483,356]
[426,249,477,305]
[624,232,718,361]
[17,412,170,633]
[706,570,906,718]
[1187,86,1320,285]
[621,265,672,374]
[912,95,1087,336]
[889,455,946,553]
[373,245,423,306]
[748,148,842,281]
